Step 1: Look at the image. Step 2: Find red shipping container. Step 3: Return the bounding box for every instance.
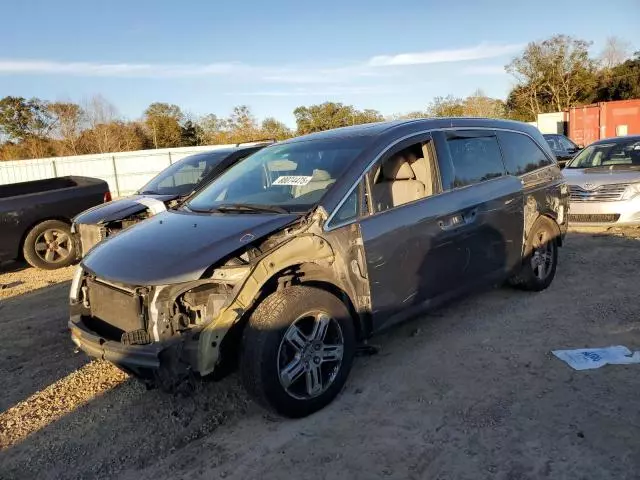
[569,100,640,146]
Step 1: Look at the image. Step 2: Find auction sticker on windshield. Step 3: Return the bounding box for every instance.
[273,176,313,186]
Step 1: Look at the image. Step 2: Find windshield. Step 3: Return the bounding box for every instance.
[186,138,365,213]
[567,139,640,169]
[138,151,230,196]
[545,135,577,152]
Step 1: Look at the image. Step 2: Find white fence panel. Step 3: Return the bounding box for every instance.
[0,144,236,197]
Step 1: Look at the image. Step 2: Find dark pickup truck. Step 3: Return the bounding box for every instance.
[0,176,110,269]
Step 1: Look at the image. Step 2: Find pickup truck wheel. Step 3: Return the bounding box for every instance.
[509,217,558,291]
[240,286,356,418]
[23,220,76,270]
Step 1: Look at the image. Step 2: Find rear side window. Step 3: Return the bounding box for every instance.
[498,131,553,175]
[443,133,505,189]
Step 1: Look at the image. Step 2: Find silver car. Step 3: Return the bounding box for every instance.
[563,136,640,226]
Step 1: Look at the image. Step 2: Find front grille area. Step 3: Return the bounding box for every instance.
[570,184,627,202]
[569,213,621,223]
[78,224,106,256]
[86,278,145,334]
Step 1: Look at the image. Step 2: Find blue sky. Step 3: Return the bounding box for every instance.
[1,0,639,126]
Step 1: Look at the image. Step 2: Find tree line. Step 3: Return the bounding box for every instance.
[1,35,637,161]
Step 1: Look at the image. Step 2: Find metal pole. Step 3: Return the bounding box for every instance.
[52,159,58,177]
[168,151,173,165]
[112,155,121,197]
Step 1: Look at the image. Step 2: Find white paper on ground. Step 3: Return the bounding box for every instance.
[552,345,640,370]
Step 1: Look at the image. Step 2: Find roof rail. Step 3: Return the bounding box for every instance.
[235,138,277,147]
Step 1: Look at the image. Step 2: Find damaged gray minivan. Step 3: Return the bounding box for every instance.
[70,118,568,417]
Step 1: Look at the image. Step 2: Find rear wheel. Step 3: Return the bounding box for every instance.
[240,286,356,418]
[23,220,76,270]
[509,217,558,291]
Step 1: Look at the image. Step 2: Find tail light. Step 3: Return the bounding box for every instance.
[104,191,112,203]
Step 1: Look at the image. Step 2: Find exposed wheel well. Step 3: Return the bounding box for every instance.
[216,263,365,379]
[539,214,563,247]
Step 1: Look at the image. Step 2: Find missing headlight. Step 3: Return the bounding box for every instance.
[177,283,232,330]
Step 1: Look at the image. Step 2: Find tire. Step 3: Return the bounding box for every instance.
[509,216,559,291]
[240,285,356,418]
[23,220,76,270]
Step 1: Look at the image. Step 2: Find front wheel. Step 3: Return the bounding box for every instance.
[240,286,356,418]
[509,217,559,291]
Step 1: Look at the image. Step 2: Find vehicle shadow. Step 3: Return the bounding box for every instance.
[1,231,639,480]
[0,259,29,274]
[0,283,87,411]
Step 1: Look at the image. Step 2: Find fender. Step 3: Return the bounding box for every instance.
[197,234,335,375]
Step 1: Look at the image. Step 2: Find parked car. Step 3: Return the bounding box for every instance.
[563,135,640,226]
[543,134,582,168]
[0,176,109,269]
[71,142,272,257]
[69,119,568,417]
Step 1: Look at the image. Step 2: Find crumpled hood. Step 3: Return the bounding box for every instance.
[73,194,178,224]
[82,210,301,285]
[562,168,640,187]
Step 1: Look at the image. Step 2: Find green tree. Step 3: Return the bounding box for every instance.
[594,53,640,101]
[226,105,260,142]
[506,35,597,115]
[197,113,227,144]
[462,89,506,118]
[261,117,293,140]
[0,96,54,141]
[144,102,184,148]
[427,95,465,117]
[294,102,383,135]
[180,120,199,146]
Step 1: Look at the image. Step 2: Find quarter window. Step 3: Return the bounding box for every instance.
[332,187,359,224]
[498,131,553,175]
[444,134,505,189]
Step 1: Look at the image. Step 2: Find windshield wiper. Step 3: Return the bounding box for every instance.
[210,203,289,214]
[138,190,160,195]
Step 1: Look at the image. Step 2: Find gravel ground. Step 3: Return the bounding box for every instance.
[1,231,639,479]
[0,262,75,301]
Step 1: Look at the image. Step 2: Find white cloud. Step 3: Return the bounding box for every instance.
[227,85,398,96]
[0,42,521,83]
[0,60,243,77]
[368,42,523,67]
[462,65,507,75]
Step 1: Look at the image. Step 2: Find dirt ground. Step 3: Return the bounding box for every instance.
[1,230,640,479]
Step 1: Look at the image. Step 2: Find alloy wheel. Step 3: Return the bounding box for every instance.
[277,312,344,400]
[34,228,72,264]
[530,229,555,281]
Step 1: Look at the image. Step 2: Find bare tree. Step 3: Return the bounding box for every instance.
[463,89,506,118]
[600,36,632,69]
[82,95,121,153]
[48,102,85,155]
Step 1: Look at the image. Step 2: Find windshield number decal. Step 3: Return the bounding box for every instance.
[273,175,313,186]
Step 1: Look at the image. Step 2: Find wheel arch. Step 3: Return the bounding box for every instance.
[198,233,368,376]
[536,213,563,247]
[216,261,365,377]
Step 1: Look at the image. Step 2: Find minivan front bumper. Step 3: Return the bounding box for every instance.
[69,314,162,373]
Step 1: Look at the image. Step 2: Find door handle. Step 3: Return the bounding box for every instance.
[438,209,476,230]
